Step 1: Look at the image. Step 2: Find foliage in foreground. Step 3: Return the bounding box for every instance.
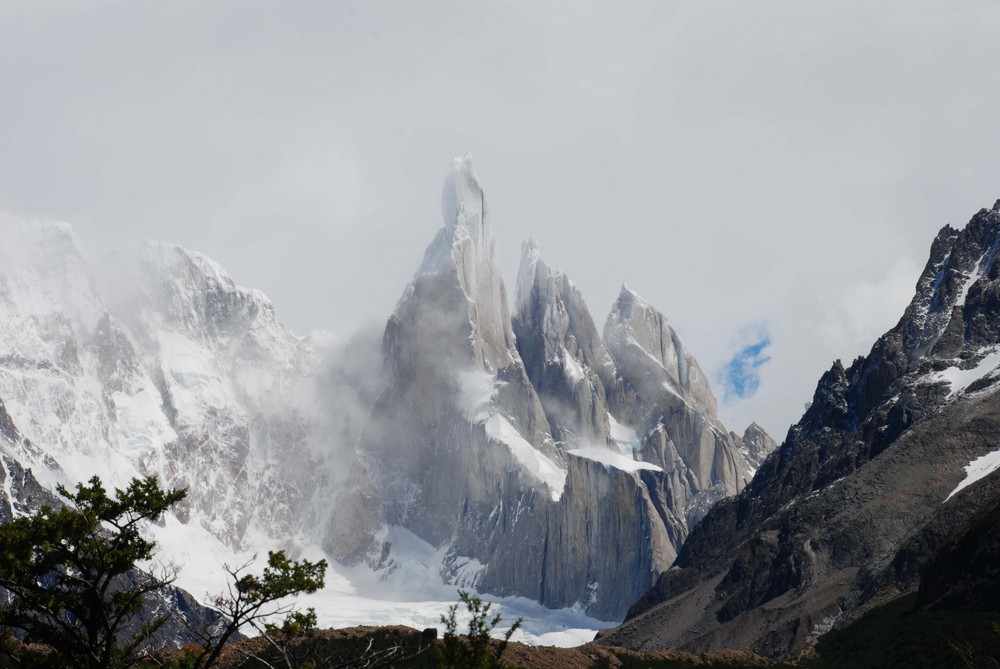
[0,476,185,669]
[437,590,521,669]
[175,550,327,669]
[214,625,437,669]
[162,590,525,669]
[0,475,326,669]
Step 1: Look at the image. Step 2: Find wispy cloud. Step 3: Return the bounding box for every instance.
[721,330,772,400]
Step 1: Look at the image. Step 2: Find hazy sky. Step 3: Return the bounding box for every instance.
[2,0,1000,439]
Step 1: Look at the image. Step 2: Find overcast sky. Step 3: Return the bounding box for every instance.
[2,0,1000,439]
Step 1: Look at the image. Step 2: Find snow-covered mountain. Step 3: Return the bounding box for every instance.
[0,157,771,625]
[0,218,337,549]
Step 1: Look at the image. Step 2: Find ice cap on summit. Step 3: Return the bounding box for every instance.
[441,153,486,238]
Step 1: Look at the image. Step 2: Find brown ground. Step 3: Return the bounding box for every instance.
[202,625,777,668]
[505,642,775,668]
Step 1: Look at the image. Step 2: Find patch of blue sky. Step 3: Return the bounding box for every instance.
[722,336,772,400]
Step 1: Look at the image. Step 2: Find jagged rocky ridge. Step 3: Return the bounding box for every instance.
[600,201,1000,655]
[0,157,769,624]
[329,156,768,619]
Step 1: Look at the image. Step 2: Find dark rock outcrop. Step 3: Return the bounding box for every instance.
[600,204,1000,656]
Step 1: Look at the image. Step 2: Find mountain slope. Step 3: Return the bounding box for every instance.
[808,495,1000,668]
[599,201,1000,657]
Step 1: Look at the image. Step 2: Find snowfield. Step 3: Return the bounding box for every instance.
[144,514,610,647]
[946,447,1000,502]
[929,347,1000,398]
[568,447,663,473]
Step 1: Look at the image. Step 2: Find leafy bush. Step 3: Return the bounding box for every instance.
[0,475,326,669]
[437,591,521,669]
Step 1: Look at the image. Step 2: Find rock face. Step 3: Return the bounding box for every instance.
[330,156,769,619]
[513,237,616,449]
[737,423,776,471]
[0,447,56,523]
[329,157,560,602]
[600,204,1000,656]
[603,287,758,526]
